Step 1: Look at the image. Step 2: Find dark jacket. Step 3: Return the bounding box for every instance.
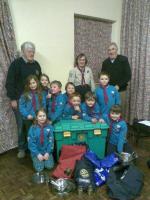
[5,57,41,100]
[101,55,131,91]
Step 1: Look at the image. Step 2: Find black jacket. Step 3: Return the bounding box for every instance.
[101,55,131,91]
[5,57,42,100]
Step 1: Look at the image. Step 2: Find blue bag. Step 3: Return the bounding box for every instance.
[100,153,119,168]
[84,150,101,168]
[94,167,109,186]
[84,150,119,169]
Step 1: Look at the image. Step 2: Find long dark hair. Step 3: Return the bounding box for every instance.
[23,75,42,104]
[40,73,50,89]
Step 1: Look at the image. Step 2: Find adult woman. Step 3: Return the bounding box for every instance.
[68,53,95,101]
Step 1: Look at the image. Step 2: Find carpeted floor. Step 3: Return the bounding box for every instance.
[0,129,150,200]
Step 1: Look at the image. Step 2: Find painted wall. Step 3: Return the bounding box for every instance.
[9,0,122,89]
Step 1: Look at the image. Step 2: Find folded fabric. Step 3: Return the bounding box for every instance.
[52,145,86,178]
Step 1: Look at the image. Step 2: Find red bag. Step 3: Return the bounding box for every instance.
[52,145,86,178]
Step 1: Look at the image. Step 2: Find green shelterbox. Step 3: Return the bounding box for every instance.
[54,120,109,160]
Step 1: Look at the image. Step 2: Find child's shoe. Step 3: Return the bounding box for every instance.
[17,150,25,158]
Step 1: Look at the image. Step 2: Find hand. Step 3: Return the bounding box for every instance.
[72,115,79,120]
[74,106,81,112]
[27,115,33,120]
[99,118,105,123]
[47,120,52,124]
[43,153,49,160]
[115,85,119,91]
[37,154,44,161]
[46,93,51,99]
[11,100,17,109]
[91,118,97,123]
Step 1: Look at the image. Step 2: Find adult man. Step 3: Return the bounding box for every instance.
[101,42,131,115]
[5,41,42,158]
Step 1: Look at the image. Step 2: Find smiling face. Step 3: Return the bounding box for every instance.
[70,96,81,106]
[110,111,121,121]
[50,84,61,94]
[29,78,38,90]
[99,75,109,86]
[77,56,86,68]
[40,76,49,87]
[37,111,47,124]
[108,44,118,60]
[66,84,75,95]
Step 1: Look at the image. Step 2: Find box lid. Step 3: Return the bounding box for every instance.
[54,119,109,132]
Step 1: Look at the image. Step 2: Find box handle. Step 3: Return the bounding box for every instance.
[63,131,71,137]
[94,129,101,135]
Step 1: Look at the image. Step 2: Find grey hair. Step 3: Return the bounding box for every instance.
[108,42,118,50]
[21,41,35,52]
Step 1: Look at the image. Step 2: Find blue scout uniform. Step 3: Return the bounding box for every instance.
[47,93,65,123]
[28,123,54,172]
[81,102,101,122]
[19,91,46,119]
[62,103,82,119]
[62,92,69,104]
[95,85,120,115]
[104,115,128,153]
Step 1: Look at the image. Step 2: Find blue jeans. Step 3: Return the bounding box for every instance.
[32,154,54,172]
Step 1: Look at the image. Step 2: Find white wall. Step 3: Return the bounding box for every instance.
[9,0,122,89]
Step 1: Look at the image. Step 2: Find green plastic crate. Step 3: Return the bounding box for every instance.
[54,120,108,160]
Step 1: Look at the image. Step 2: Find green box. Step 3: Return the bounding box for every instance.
[54,120,108,160]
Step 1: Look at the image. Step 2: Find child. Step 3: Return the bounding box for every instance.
[104,105,133,155]
[81,92,104,123]
[47,80,65,123]
[95,72,120,114]
[63,92,82,120]
[40,73,51,98]
[19,75,46,158]
[28,108,54,172]
[63,82,76,104]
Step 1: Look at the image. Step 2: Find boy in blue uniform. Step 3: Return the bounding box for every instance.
[104,105,133,155]
[28,108,54,172]
[63,92,82,120]
[47,80,65,123]
[95,72,120,114]
[81,92,104,123]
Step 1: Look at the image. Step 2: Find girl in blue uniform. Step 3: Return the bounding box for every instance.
[19,75,46,157]
[28,108,54,172]
[81,92,104,123]
[63,92,82,120]
[95,72,120,114]
[63,82,75,104]
[40,73,51,97]
[104,105,133,155]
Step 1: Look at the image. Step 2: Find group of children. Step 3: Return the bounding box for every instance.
[18,72,132,172]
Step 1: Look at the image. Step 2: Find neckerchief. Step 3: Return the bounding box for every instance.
[38,123,47,145]
[51,92,61,113]
[51,94,56,113]
[100,84,108,104]
[77,66,85,85]
[31,90,36,112]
